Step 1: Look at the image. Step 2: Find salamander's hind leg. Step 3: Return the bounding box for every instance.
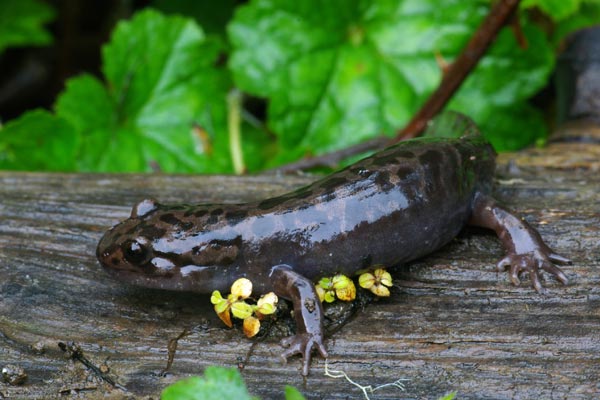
[468,192,571,293]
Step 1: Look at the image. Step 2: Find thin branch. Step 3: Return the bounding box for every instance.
[273,136,388,174]
[397,0,521,140]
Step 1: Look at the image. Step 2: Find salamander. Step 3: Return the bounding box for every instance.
[96,114,570,375]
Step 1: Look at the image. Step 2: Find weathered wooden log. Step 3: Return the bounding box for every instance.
[1,129,599,399]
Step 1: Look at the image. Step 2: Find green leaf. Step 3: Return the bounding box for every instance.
[454,24,554,106]
[522,0,581,21]
[552,1,600,45]
[437,392,457,400]
[101,9,233,172]
[0,110,79,171]
[241,120,276,172]
[231,301,253,319]
[229,0,459,159]
[152,0,236,36]
[229,0,553,163]
[53,9,235,172]
[54,74,118,170]
[449,22,554,148]
[284,385,306,400]
[449,102,547,151]
[0,0,55,54]
[161,367,258,400]
[483,103,547,151]
[56,75,113,134]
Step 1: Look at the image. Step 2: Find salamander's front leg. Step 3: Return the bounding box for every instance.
[469,192,570,293]
[270,265,328,375]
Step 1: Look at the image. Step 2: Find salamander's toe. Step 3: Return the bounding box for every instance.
[548,252,572,266]
[496,250,569,292]
[280,333,327,376]
[541,261,569,285]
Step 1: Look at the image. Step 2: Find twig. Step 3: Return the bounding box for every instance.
[58,341,127,391]
[397,0,521,140]
[273,136,388,174]
[161,328,192,375]
[274,0,521,173]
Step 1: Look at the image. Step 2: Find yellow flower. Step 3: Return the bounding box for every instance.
[317,274,356,302]
[317,277,336,303]
[210,291,226,312]
[316,285,327,302]
[254,292,278,318]
[210,280,279,330]
[211,290,233,327]
[231,301,253,320]
[359,267,393,297]
[243,316,261,338]
[375,268,392,287]
[231,278,253,299]
[332,274,356,301]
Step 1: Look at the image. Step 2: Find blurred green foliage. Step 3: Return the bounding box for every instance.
[0,0,55,54]
[1,0,599,172]
[161,367,262,400]
[55,10,234,172]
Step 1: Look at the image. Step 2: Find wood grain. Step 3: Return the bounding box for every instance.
[1,137,599,399]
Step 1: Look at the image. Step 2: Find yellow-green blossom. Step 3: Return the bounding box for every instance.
[317,274,356,302]
[359,267,393,297]
[210,279,279,337]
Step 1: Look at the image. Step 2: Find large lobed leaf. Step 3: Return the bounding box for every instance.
[229,0,555,159]
[62,9,232,172]
[1,8,278,173]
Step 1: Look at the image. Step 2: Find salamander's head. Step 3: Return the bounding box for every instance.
[96,199,233,292]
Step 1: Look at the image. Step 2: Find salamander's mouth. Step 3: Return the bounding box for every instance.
[96,237,119,269]
[101,267,185,290]
[100,262,228,292]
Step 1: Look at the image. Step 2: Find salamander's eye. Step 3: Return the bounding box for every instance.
[123,239,148,264]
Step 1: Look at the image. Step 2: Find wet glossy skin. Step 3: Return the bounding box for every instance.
[97,130,570,376]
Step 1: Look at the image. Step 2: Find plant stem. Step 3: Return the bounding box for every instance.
[227,89,245,174]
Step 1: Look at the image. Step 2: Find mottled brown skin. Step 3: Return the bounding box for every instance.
[97,129,570,375]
